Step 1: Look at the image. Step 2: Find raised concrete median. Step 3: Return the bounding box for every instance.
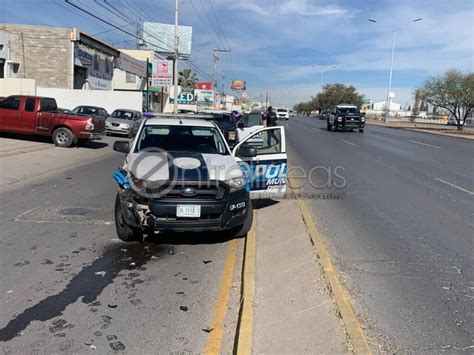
[235,197,352,354]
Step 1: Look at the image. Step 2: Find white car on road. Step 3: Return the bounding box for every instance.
[276,108,290,120]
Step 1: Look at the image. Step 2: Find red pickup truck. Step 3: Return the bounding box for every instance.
[0,95,105,147]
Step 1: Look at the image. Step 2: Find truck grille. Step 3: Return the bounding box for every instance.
[160,182,227,200]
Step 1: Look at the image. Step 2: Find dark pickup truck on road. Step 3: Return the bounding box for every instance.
[0,95,105,147]
[327,105,365,132]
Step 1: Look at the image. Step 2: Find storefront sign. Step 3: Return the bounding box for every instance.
[74,44,93,65]
[115,52,147,78]
[88,76,112,90]
[195,89,214,104]
[231,80,246,91]
[152,60,173,87]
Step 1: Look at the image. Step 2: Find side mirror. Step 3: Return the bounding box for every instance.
[237,121,245,129]
[237,145,257,158]
[113,141,130,153]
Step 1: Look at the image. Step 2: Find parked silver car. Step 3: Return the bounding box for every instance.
[106,109,143,138]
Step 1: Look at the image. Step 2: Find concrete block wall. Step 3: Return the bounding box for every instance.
[1,24,72,89]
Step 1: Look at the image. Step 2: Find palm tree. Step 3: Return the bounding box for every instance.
[178,68,199,88]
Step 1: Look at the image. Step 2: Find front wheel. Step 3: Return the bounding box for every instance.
[327,121,332,131]
[115,193,142,242]
[231,202,254,238]
[359,128,364,133]
[52,127,75,147]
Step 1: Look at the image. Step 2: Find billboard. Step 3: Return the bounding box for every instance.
[231,80,246,91]
[151,60,173,87]
[195,89,214,105]
[144,22,193,56]
[197,82,212,90]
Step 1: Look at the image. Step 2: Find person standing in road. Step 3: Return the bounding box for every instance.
[264,106,277,127]
[263,106,279,147]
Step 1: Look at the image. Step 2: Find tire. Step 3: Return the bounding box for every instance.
[115,193,142,242]
[231,202,254,238]
[334,123,338,131]
[52,127,75,147]
[359,128,364,133]
[327,121,332,131]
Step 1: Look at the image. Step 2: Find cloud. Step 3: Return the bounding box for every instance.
[230,0,351,17]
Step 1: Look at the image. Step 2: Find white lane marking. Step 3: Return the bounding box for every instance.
[434,177,474,195]
[340,139,359,147]
[408,140,441,149]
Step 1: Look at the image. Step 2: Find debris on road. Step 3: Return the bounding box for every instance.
[94,271,106,277]
[179,306,189,312]
[176,291,184,295]
[129,262,136,266]
[202,327,213,333]
[7,290,13,294]
[202,260,212,264]
[108,304,118,309]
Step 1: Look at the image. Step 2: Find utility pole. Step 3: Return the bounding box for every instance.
[212,48,231,108]
[385,30,396,123]
[368,18,422,122]
[173,0,179,113]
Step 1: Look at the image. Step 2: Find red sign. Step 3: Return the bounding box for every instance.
[197,82,212,90]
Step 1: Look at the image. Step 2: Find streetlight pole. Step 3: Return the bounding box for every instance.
[369,18,422,122]
[385,30,396,122]
[173,0,179,114]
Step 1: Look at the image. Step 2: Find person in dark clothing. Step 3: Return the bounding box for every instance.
[264,106,277,127]
[263,106,279,147]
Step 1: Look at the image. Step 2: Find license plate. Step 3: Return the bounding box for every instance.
[176,205,201,218]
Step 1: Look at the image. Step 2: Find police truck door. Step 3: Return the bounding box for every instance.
[232,126,287,199]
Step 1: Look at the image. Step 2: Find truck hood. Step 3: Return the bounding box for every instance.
[124,152,242,182]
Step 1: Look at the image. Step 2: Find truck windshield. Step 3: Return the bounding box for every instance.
[241,113,263,127]
[210,113,233,123]
[338,107,359,114]
[277,109,288,112]
[135,125,229,155]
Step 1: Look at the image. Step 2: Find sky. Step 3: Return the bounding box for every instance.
[1,0,473,107]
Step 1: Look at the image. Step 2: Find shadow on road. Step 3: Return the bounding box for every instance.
[0,132,109,149]
[253,199,279,210]
[144,230,244,245]
[0,243,166,342]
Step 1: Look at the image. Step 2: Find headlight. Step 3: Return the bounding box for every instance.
[121,123,130,129]
[227,131,236,140]
[337,117,343,122]
[226,177,246,192]
[361,117,365,122]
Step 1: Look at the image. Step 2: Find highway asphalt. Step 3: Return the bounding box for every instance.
[282,117,473,353]
[0,151,243,353]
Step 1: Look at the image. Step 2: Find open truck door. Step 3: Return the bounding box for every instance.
[232,126,287,199]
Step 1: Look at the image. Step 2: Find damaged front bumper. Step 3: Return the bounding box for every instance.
[114,170,250,233]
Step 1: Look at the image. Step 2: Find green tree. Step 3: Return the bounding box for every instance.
[178,68,199,88]
[315,83,364,110]
[418,69,474,130]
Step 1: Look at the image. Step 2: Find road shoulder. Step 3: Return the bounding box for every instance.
[249,198,350,354]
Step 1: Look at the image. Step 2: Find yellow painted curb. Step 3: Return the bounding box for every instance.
[234,210,257,355]
[204,238,239,354]
[288,174,372,354]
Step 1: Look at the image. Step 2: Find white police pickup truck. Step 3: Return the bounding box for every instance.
[112,116,287,242]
